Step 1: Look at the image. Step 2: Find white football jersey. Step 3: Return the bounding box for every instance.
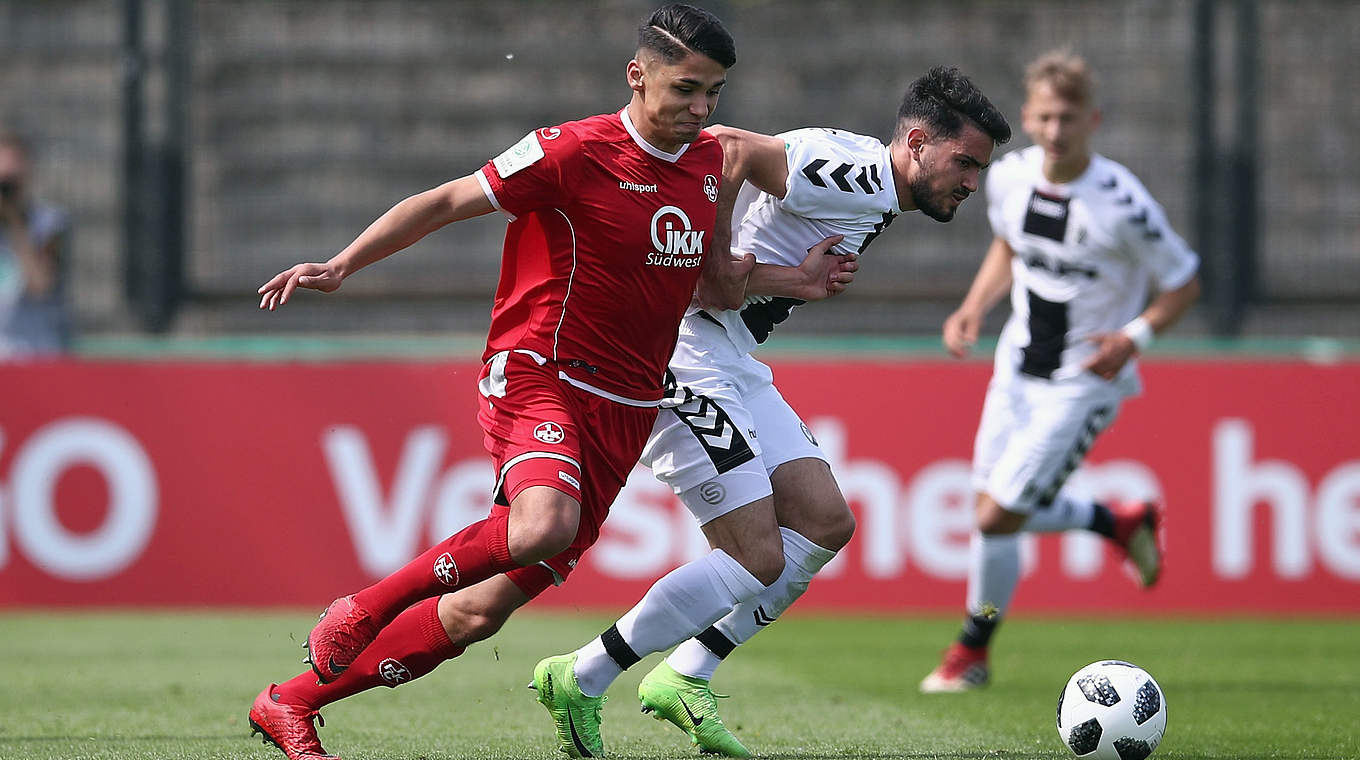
[988,145,1199,393]
[698,128,904,355]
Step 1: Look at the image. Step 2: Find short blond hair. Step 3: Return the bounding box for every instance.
[1024,49,1095,106]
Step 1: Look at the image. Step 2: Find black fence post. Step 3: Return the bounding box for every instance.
[120,0,145,313]
[121,0,191,334]
[1225,0,1259,323]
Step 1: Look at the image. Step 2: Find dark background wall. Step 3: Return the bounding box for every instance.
[2,0,1356,344]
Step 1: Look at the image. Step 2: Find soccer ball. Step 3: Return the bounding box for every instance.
[1056,660,1167,760]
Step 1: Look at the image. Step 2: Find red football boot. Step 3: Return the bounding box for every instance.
[248,685,339,760]
[305,595,381,683]
[919,642,990,693]
[1110,500,1163,588]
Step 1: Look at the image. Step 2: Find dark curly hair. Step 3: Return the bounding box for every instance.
[895,66,1011,145]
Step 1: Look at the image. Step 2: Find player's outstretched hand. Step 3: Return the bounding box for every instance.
[257,262,343,311]
[1082,331,1138,379]
[797,234,851,301]
[942,307,982,358]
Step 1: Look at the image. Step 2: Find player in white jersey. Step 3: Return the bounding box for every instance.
[535,66,1012,757]
[919,51,1201,694]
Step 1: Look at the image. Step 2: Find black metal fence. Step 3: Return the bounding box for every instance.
[2,0,1356,340]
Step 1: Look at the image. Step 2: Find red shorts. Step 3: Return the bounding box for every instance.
[477,350,658,598]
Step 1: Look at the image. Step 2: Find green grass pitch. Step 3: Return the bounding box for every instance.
[1,610,1355,759]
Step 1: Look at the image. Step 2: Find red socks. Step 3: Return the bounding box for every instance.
[278,597,465,709]
[353,511,515,627]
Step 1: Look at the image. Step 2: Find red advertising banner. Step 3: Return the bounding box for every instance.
[1,359,1357,613]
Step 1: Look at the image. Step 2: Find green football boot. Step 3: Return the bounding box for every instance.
[532,653,607,758]
[638,661,751,758]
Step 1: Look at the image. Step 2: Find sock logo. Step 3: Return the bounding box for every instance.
[433,552,460,586]
[379,657,412,686]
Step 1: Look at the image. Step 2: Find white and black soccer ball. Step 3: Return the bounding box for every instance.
[1056,660,1167,760]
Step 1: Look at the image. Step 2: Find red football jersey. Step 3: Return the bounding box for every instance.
[477,109,722,405]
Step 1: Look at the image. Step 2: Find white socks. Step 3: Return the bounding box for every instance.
[667,528,836,681]
[1023,494,1097,533]
[572,548,765,697]
[965,531,1020,618]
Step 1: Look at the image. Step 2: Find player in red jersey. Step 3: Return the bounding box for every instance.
[246,6,847,760]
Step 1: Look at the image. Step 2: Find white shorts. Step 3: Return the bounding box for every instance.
[640,313,826,525]
[972,370,1123,513]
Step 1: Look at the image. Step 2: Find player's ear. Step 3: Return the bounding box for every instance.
[906,126,929,158]
[626,58,646,93]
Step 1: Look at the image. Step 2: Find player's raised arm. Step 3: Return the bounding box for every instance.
[696,125,790,310]
[257,174,495,311]
[698,125,855,307]
[943,236,1015,358]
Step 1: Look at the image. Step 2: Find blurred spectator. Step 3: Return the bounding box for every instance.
[0,129,71,358]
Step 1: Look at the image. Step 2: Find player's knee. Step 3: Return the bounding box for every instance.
[735,541,785,586]
[453,607,510,644]
[782,496,856,552]
[814,502,856,552]
[439,597,513,646]
[977,500,1025,534]
[506,489,579,563]
[511,522,575,563]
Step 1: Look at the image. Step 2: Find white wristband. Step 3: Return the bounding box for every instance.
[1120,316,1154,352]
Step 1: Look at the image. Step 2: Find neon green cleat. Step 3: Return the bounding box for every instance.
[638,662,751,758]
[532,653,606,758]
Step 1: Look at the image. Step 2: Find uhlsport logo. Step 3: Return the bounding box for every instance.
[646,205,705,268]
[539,127,561,140]
[534,421,565,444]
[703,174,718,202]
[433,552,460,586]
[379,658,412,686]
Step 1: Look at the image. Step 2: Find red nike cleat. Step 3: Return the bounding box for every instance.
[248,685,339,760]
[919,642,989,693]
[1110,500,1163,588]
[305,595,381,684]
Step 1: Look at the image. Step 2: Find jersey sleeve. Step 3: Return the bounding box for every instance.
[777,130,883,219]
[984,156,1014,238]
[1118,178,1200,291]
[477,126,582,220]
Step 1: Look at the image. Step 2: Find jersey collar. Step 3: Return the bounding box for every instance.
[885,145,906,214]
[620,107,690,163]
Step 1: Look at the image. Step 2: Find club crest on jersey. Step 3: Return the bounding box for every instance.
[800,422,818,445]
[646,205,705,268]
[703,174,718,202]
[534,421,565,444]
